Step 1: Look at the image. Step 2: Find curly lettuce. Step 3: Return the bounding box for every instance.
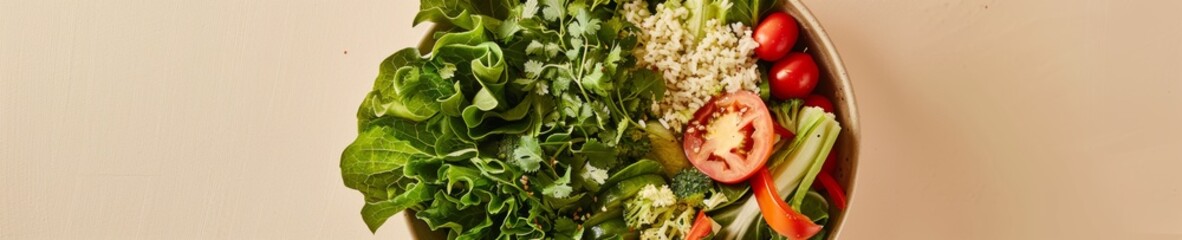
[341,0,668,239]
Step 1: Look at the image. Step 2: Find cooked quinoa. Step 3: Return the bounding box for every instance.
[623,0,761,132]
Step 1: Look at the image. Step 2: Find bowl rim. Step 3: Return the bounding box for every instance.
[405,0,861,238]
[781,0,862,238]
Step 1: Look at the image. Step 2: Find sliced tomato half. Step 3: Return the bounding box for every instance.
[683,91,777,183]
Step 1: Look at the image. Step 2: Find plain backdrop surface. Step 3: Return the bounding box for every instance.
[2,0,1181,239]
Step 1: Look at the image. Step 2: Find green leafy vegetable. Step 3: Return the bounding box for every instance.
[414,0,517,29]
[340,123,437,231]
[800,191,830,224]
[341,125,423,200]
[510,135,546,172]
[727,0,777,26]
[360,182,434,232]
[357,48,455,127]
[542,167,574,198]
[343,1,670,239]
[603,159,663,188]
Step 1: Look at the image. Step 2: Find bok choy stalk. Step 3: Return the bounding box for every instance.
[684,0,731,40]
[711,107,841,239]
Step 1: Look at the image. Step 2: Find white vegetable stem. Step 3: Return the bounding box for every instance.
[720,107,841,239]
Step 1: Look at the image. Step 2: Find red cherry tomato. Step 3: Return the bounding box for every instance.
[683,91,777,184]
[803,94,834,113]
[769,52,819,100]
[754,12,800,61]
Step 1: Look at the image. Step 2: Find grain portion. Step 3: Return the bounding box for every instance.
[623,0,761,133]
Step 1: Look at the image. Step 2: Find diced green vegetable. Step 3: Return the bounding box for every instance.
[603,159,663,188]
[586,218,633,240]
[645,121,691,177]
[599,174,667,210]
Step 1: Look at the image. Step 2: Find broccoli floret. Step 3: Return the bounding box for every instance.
[640,207,696,240]
[771,99,804,134]
[623,184,700,240]
[671,169,712,200]
[625,184,677,228]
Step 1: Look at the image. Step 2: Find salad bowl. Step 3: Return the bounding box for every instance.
[404,0,859,238]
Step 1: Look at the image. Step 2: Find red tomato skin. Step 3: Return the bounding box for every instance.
[803,94,834,113]
[682,91,776,184]
[754,12,800,61]
[769,53,820,100]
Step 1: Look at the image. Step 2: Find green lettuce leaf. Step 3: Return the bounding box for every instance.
[344,1,672,238]
[800,191,830,224]
[414,0,475,29]
[416,192,495,240]
[460,95,535,140]
[341,126,431,202]
[414,0,516,29]
[360,182,435,232]
[728,0,776,26]
[357,48,454,127]
[434,42,507,112]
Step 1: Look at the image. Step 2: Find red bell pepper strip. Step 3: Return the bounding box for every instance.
[773,121,796,141]
[816,171,848,211]
[821,152,836,174]
[752,168,822,239]
[685,210,714,240]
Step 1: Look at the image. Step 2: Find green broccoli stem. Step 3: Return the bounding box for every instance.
[772,99,804,135]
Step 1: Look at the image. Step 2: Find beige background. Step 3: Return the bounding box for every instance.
[2,0,1180,239]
